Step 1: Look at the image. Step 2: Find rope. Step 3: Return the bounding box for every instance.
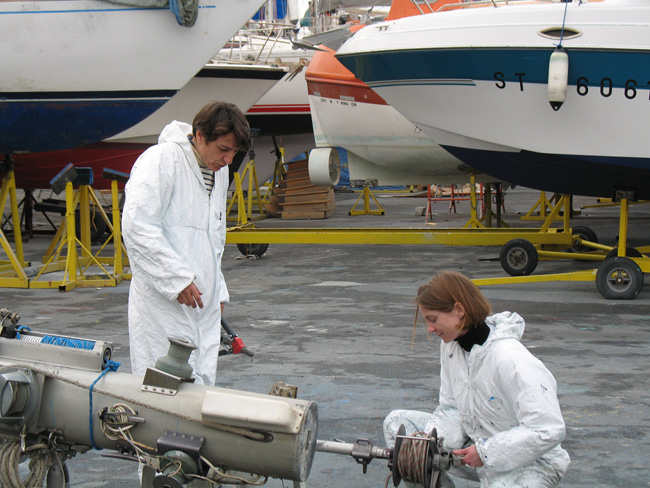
[557,0,570,48]
[192,455,268,486]
[89,359,121,450]
[0,440,51,488]
[396,431,430,486]
[15,325,30,340]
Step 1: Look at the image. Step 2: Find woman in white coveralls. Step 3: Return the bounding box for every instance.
[123,101,250,386]
[384,271,570,487]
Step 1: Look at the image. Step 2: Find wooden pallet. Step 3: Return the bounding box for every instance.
[266,158,336,220]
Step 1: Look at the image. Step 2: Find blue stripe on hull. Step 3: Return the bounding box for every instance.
[442,146,650,200]
[0,96,172,154]
[337,48,650,89]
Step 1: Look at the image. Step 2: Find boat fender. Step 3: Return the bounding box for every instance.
[548,46,569,111]
[308,147,340,187]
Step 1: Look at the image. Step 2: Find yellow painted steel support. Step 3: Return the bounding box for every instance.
[462,174,484,229]
[77,183,130,281]
[30,182,118,291]
[580,198,650,209]
[349,186,385,216]
[78,184,92,260]
[0,169,29,287]
[227,193,575,248]
[227,159,266,222]
[522,192,580,221]
[227,226,573,247]
[473,269,599,287]
[520,191,555,221]
[108,178,130,279]
[229,173,250,227]
[618,198,629,257]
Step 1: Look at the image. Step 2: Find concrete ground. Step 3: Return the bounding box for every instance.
[2,186,650,487]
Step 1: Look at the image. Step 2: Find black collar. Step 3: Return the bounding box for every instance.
[456,321,490,352]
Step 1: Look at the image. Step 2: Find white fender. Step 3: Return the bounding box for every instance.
[548,46,569,111]
[308,147,340,187]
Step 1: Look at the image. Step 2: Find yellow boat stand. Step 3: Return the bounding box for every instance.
[0,164,130,291]
[348,180,385,216]
[226,131,268,223]
[0,159,30,288]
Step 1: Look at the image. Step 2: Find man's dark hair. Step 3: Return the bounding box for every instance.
[192,101,250,152]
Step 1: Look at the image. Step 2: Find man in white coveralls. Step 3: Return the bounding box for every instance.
[123,100,250,386]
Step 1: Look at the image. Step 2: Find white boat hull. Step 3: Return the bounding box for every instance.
[309,93,491,185]
[336,0,650,198]
[1,0,267,153]
[109,64,286,143]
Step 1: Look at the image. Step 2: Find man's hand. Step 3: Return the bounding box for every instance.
[177,282,204,309]
[453,445,484,468]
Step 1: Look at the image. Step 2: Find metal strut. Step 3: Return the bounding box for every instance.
[316,425,462,488]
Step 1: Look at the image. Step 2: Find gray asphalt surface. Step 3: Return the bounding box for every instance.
[1,187,649,487]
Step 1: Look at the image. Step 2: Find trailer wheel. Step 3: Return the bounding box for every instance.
[604,247,643,260]
[236,243,269,257]
[571,226,598,252]
[500,239,538,276]
[596,257,643,300]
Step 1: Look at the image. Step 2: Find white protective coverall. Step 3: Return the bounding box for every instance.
[384,312,570,487]
[122,120,229,386]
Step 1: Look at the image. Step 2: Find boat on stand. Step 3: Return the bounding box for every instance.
[335,0,650,200]
[1,0,269,155]
[305,0,501,188]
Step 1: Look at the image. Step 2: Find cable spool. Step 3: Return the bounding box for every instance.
[391,425,454,488]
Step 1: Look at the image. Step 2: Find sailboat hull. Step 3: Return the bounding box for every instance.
[1,0,267,154]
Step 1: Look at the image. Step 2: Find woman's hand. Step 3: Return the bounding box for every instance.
[453,445,484,468]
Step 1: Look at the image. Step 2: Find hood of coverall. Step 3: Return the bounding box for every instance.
[159,120,197,163]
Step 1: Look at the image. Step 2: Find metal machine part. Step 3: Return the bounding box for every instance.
[0,329,112,371]
[219,317,254,357]
[0,367,42,433]
[154,338,196,380]
[316,425,462,488]
[0,311,319,487]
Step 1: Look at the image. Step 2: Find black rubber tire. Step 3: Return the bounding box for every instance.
[596,256,644,300]
[236,243,269,257]
[571,226,598,253]
[604,247,643,260]
[500,239,539,276]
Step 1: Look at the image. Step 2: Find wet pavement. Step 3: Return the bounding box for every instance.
[2,187,650,487]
